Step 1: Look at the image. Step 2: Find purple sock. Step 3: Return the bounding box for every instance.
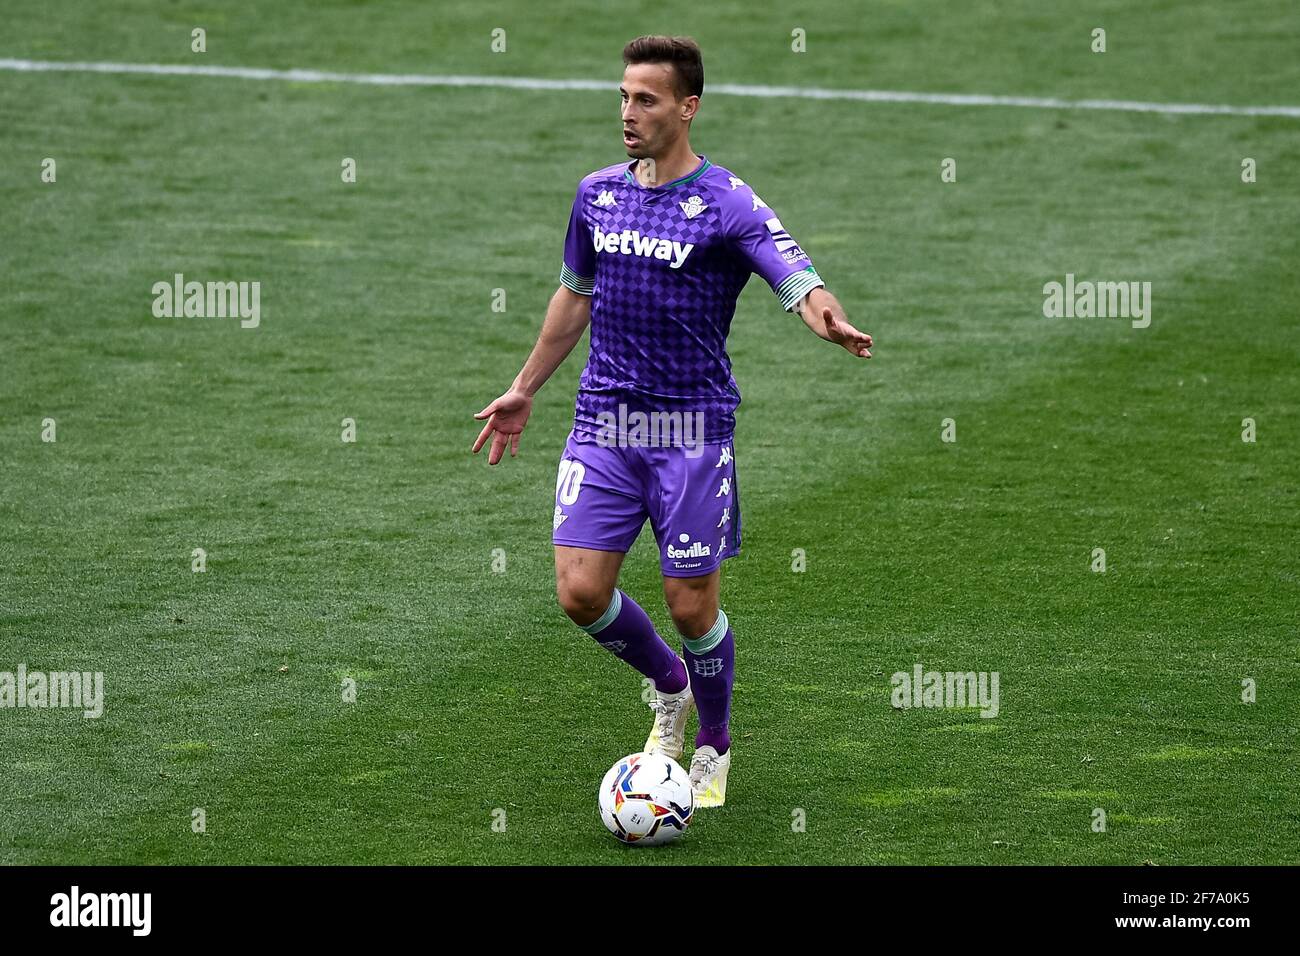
[683,612,734,754]
[581,590,688,694]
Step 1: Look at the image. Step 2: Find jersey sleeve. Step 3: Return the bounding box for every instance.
[559,180,596,295]
[727,189,825,312]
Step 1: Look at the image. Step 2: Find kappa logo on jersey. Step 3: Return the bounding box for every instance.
[764,217,809,265]
[592,225,694,269]
[679,195,708,219]
[751,193,768,211]
[728,176,745,190]
[592,189,618,207]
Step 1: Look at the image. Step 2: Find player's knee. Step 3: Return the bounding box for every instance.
[667,596,717,640]
[556,578,614,628]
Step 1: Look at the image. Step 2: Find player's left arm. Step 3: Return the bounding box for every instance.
[795,287,872,358]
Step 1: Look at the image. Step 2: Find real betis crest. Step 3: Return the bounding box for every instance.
[679,195,708,219]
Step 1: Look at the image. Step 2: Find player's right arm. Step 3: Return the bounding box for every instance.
[472,179,597,466]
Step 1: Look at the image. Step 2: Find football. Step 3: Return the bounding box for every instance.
[598,752,694,845]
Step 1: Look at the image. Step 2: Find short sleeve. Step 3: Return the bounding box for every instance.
[559,181,596,295]
[728,192,825,312]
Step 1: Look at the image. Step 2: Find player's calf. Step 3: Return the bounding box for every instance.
[571,587,689,697]
[679,608,734,758]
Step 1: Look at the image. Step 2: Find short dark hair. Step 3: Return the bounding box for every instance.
[622,35,704,100]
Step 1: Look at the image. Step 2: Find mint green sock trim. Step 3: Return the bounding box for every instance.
[683,609,728,655]
[580,589,623,635]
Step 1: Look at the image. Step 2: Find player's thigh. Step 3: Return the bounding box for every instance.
[661,568,721,639]
[551,435,646,622]
[554,545,626,612]
[553,433,648,557]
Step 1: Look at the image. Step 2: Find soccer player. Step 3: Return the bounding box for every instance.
[472,35,872,807]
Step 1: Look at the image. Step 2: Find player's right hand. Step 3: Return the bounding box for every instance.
[472,389,533,465]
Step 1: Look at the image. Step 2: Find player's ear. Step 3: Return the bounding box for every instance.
[681,95,699,122]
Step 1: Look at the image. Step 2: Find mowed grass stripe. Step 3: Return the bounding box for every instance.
[3,57,1300,117]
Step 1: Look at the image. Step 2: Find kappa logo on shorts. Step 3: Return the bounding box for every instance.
[666,532,711,560]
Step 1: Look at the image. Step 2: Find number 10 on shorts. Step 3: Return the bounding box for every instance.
[557,459,586,506]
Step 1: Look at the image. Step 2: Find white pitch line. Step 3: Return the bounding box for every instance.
[2,57,1298,119]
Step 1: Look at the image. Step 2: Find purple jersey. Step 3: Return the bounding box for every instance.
[560,156,824,442]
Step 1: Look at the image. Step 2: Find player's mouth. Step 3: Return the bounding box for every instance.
[623,130,641,147]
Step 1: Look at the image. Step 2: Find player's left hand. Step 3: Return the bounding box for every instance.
[820,307,873,358]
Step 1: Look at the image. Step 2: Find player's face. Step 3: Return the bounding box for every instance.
[620,63,693,159]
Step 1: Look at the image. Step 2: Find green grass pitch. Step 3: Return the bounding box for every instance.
[1,0,1297,864]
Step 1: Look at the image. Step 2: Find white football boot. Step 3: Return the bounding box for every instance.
[688,745,731,808]
[643,681,694,761]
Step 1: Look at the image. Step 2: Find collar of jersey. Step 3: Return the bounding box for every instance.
[623,155,711,191]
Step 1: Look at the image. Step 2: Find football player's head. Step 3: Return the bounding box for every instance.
[620,35,703,159]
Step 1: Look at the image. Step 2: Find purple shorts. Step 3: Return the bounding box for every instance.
[552,430,742,577]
